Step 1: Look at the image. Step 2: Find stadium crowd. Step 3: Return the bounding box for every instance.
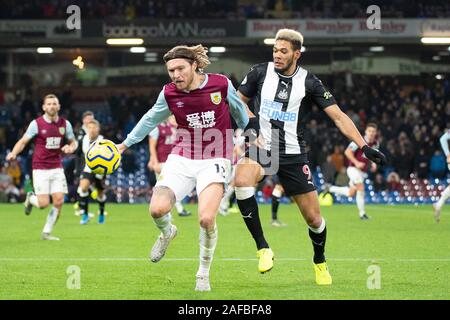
[0,0,449,20]
[0,73,449,202]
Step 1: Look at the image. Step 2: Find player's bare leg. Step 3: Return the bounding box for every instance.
[235,158,273,273]
[41,192,64,241]
[292,191,332,285]
[24,192,49,215]
[271,184,287,227]
[149,186,177,262]
[97,189,107,224]
[434,185,450,222]
[353,183,369,220]
[195,183,223,291]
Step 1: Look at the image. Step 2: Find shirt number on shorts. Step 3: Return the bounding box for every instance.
[215,163,227,179]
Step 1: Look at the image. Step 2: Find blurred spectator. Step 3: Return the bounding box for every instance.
[414,148,429,179]
[430,150,447,179]
[330,145,345,172]
[1,0,449,19]
[373,173,388,192]
[387,172,402,192]
[334,167,350,187]
[0,165,20,202]
[320,155,337,184]
[121,148,136,173]
[6,160,21,187]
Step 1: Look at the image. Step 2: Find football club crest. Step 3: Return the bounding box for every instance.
[277,88,289,100]
[210,92,222,105]
[59,127,65,135]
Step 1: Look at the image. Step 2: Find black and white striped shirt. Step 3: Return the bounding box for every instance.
[239,62,336,164]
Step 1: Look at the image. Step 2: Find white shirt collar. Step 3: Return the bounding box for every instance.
[43,114,59,123]
[183,73,208,93]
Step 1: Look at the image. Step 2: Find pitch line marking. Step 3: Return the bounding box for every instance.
[1,258,450,262]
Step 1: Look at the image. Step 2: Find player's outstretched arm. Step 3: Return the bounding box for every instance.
[325,104,387,166]
[121,90,171,151]
[6,135,32,161]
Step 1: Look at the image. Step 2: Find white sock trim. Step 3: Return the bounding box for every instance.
[308,218,326,234]
[329,186,350,197]
[153,213,172,237]
[198,225,218,276]
[77,187,90,197]
[30,194,40,208]
[42,207,59,234]
[356,191,366,216]
[235,187,255,200]
[272,188,282,198]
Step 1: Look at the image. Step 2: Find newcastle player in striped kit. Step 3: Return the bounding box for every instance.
[235,29,386,284]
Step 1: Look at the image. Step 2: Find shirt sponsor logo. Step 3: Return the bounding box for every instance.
[323,91,333,99]
[45,137,62,149]
[260,99,297,122]
[186,111,216,128]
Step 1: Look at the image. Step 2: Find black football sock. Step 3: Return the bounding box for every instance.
[309,226,327,264]
[237,196,269,250]
[79,195,89,216]
[98,199,105,216]
[271,195,280,220]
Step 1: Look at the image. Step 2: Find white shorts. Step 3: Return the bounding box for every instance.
[155,154,232,201]
[32,168,68,195]
[347,166,367,187]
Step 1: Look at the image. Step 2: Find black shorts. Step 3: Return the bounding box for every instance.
[244,145,316,196]
[80,171,106,191]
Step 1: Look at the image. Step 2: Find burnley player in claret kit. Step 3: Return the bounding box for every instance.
[324,123,380,220]
[117,45,253,291]
[6,94,78,240]
[148,116,191,217]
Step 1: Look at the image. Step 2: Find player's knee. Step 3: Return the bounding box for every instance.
[53,198,64,208]
[306,215,322,229]
[348,188,357,197]
[150,202,172,218]
[199,215,215,229]
[39,199,50,208]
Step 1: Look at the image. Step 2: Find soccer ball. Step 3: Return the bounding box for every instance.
[85,139,121,175]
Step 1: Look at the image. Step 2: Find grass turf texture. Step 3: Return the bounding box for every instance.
[0,203,449,300]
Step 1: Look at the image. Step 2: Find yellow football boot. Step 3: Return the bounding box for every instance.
[314,262,332,285]
[257,248,274,273]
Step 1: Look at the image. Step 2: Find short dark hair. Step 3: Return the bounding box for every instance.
[367,123,378,130]
[82,111,94,120]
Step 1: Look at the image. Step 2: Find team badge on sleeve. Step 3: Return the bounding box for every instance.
[210,92,222,105]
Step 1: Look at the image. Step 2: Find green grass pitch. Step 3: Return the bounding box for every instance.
[0,203,449,300]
